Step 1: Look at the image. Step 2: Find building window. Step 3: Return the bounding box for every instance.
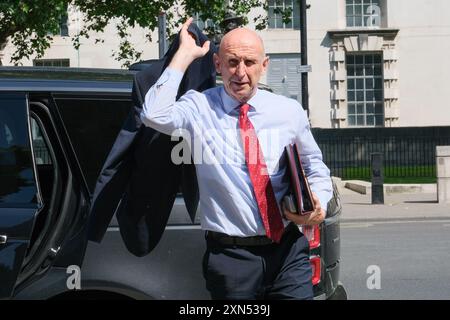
[346,0,381,27]
[33,59,70,67]
[347,53,384,127]
[59,12,69,36]
[193,13,217,32]
[46,7,69,37]
[268,0,300,30]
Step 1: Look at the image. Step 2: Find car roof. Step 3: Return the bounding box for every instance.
[0,66,273,94]
[0,67,134,94]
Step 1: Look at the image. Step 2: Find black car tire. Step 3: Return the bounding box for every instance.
[327,282,348,300]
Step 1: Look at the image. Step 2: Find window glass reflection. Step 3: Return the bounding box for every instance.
[0,98,37,205]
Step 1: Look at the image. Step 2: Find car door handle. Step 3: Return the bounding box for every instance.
[0,235,7,245]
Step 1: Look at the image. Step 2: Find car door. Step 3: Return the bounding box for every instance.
[0,93,42,298]
[0,93,90,298]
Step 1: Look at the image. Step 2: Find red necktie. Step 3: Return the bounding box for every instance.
[238,103,285,243]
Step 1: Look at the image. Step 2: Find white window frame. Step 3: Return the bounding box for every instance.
[346,0,381,28]
[346,53,384,127]
[268,0,300,30]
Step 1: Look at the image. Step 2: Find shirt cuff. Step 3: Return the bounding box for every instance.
[156,67,184,90]
[318,194,330,216]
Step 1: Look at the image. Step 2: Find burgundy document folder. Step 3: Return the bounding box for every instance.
[284,143,314,215]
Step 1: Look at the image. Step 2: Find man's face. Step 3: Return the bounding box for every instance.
[214,29,269,103]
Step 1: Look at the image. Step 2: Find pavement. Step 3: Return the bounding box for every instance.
[335,180,450,222]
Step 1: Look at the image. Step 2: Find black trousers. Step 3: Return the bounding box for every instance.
[202,224,313,300]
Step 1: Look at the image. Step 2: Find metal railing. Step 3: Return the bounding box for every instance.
[312,126,450,182]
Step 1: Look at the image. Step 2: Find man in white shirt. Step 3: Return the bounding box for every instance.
[141,18,332,300]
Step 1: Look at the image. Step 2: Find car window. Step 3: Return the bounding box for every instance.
[0,98,37,205]
[30,118,52,165]
[55,97,132,192]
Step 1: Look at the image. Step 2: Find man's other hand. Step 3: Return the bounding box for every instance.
[283,193,325,226]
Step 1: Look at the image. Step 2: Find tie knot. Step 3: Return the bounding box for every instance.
[239,103,250,117]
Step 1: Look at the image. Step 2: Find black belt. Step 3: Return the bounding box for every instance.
[206,231,275,246]
[206,223,298,247]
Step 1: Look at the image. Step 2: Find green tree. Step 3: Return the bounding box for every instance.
[0,0,276,68]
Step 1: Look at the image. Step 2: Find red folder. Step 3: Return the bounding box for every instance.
[284,143,314,215]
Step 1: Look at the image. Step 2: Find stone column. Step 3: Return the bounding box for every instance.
[436,146,450,204]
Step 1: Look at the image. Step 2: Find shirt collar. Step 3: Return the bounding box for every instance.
[220,86,263,114]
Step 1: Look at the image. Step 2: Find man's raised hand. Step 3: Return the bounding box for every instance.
[169,17,211,72]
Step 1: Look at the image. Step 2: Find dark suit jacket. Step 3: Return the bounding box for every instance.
[88,24,216,257]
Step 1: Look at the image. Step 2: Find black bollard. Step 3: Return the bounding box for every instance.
[371,153,384,204]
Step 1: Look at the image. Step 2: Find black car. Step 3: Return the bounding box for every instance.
[0,66,346,300]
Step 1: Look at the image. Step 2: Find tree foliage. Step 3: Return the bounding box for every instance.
[0,0,277,68]
[0,0,68,64]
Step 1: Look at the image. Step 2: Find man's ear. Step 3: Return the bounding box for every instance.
[261,55,269,74]
[213,53,221,74]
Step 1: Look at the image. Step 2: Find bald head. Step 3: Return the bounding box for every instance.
[214,27,269,103]
[219,28,265,59]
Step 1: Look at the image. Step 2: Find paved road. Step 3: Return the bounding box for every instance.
[339,219,450,299]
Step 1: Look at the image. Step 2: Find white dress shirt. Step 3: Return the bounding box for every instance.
[140,67,332,237]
